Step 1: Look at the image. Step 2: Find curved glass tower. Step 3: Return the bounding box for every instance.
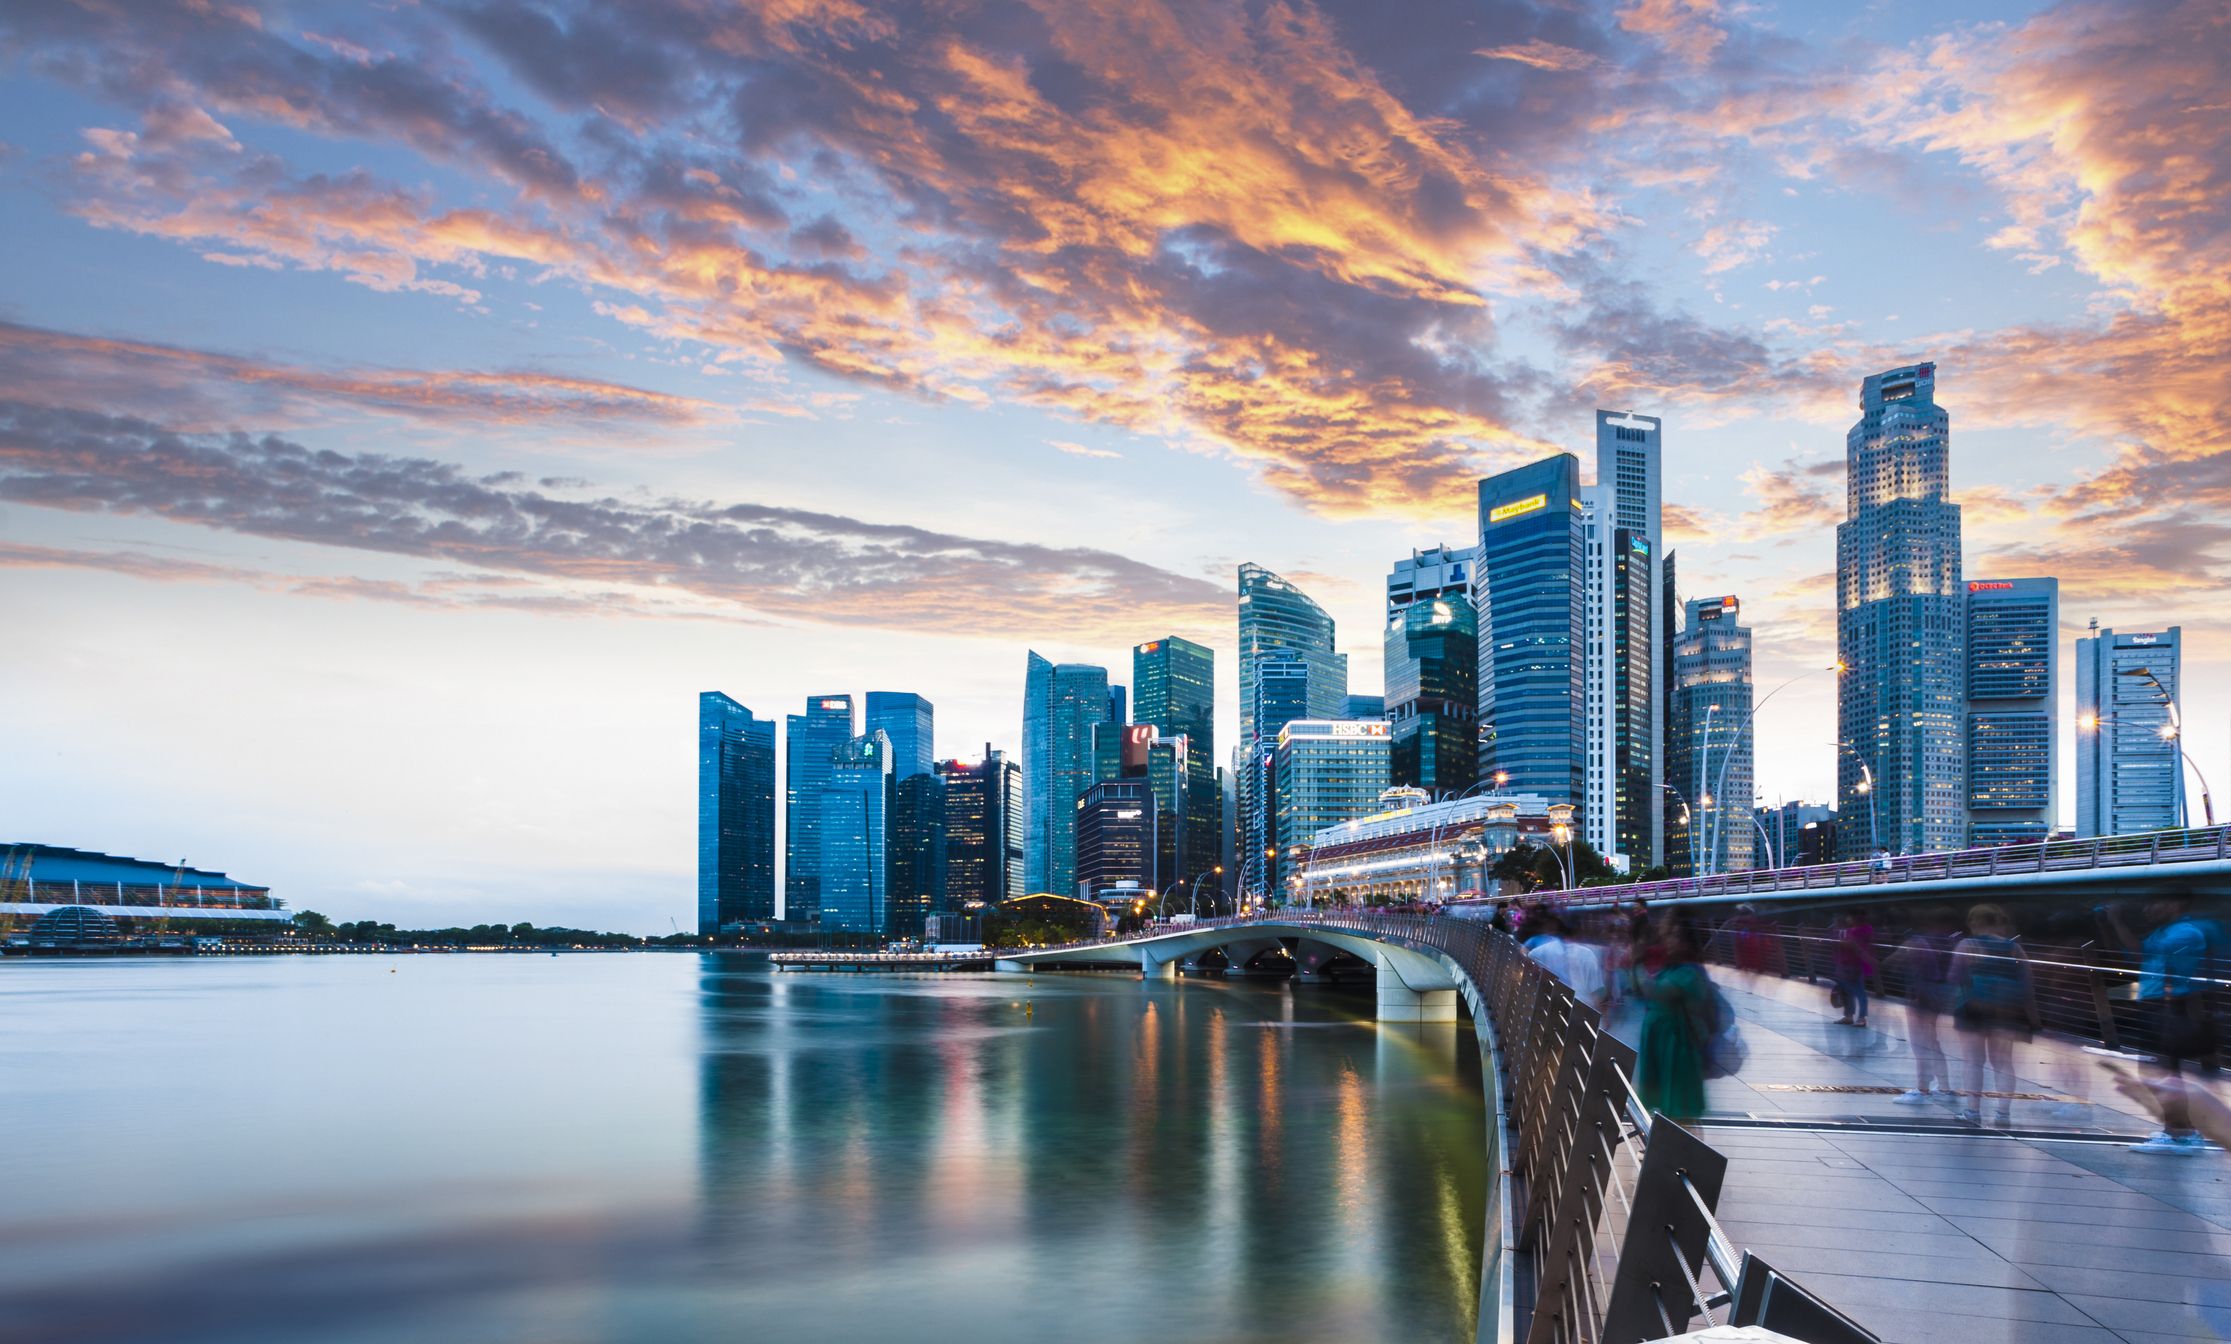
[1237,564,1347,898]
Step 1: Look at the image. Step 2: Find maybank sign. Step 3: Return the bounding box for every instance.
[1488,493,1548,524]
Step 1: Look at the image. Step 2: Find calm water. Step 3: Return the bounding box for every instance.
[0,955,1487,1343]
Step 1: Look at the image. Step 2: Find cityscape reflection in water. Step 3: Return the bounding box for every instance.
[0,955,1484,1343]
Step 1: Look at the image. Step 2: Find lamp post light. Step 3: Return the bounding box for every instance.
[1547,803,1577,892]
[1833,740,1881,855]
[1702,660,1844,876]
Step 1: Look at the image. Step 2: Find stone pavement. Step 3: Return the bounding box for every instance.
[1604,962,2231,1342]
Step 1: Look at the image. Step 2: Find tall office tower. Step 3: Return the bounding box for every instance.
[1384,586,1478,795]
[1075,779,1156,898]
[1593,411,1664,868]
[1237,563,1345,898]
[887,770,945,937]
[818,731,894,933]
[2076,626,2184,836]
[1272,720,1392,902]
[697,692,777,934]
[1477,454,1586,810]
[1108,685,1128,728]
[1134,636,1219,883]
[1345,694,1386,719]
[783,694,856,921]
[864,692,934,781]
[1219,765,1238,899]
[1389,544,1480,611]
[1246,648,1315,892]
[1965,579,2059,845]
[1836,363,1965,858]
[938,747,1022,909]
[1667,596,1755,876]
[1022,652,1112,895]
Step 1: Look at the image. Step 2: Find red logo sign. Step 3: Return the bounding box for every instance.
[1968,581,2013,592]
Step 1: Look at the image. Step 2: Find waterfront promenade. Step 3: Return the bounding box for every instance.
[1669,974,2231,1344]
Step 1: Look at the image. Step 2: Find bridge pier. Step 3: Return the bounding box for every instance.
[1375,950,1457,1022]
[1138,946,1180,979]
[994,958,1028,973]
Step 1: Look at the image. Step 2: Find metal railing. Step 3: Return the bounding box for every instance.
[1292,911,1877,1344]
[1552,824,2231,907]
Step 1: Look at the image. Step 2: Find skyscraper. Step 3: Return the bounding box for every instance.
[1345,694,1386,719]
[1273,720,1392,902]
[1237,563,1345,898]
[888,770,945,937]
[697,692,776,934]
[1075,779,1156,898]
[1022,652,1112,895]
[819,731,893,933]
[1667,595,1754,875]
[2076,625,2184,836]
[1836,363,1964,857]
[1476,454,1586,810]
[1966,578,2058,845]
[1384,585,1477,795]
[1134,636,1218,883]
[1592,412,1664,868]
[783,694,855,921]
[864,692,934,781]
[939,747,1023,907]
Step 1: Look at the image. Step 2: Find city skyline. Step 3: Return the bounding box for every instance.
[3,0,2225,933]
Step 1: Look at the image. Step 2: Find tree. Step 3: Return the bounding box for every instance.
[1490,840,1615,893]
[291,910,334,938]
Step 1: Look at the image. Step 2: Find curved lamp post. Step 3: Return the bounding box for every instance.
[2115,668,2216,827]
[1703,661,1843,875]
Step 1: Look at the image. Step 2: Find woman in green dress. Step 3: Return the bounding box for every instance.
[1637,915,1711,1122]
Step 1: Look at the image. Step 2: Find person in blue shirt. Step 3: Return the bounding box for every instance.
[2109,895,2220,1152]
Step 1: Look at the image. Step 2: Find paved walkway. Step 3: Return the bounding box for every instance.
[1608,965,2231,1343]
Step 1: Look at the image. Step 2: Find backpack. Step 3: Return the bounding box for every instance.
[1962,935,2026,1011]
[1700,981,1748,1079]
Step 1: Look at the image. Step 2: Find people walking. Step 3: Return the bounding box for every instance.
[1830,910,1876,1027]
[1525,907,1609,1014]
[1886,907,1959,1104]
[1951,903,2037,1127]
[2109,894,2221,1153]
[1637,915,1713,1123]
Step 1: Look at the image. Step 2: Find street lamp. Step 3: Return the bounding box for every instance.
[2116,667,2216,826]
[1547,802,1577,891]
[1832,741,1880,855]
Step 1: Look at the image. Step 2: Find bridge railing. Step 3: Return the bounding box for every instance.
[1544,824,2231,908]
[1293,910,1878,1344]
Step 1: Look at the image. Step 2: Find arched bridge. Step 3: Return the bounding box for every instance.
[990,914,1468,1020]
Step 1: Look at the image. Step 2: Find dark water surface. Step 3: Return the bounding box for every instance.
[0,955,1486,1343]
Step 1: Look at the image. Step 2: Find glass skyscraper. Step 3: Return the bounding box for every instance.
[1667,596,1754,876]
[1075,778,1156,898]
[1966,578,2058,845]
[783,694,855,921]
[1237,563,1346,899]
[819,731,893,933]
[1836,363,1965,857]
[2076,625,2183,836]
[1476,454,1585,810]
[939,747,1023,908]
[888,771,945,937]
[864,691,934,781]
[1581,410,1662,869]
[1022,652,1111,896]
[1134,636,1218,887]
[1384,590,1478,796]
[697,692,776,934]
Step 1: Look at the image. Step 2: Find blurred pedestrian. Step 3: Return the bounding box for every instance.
[1637,914,1712,1122]
[1952,903,2037,1127]
[2109,894,2221,1153]
[1731,903,1772,988]
[1526,907,1609,1014]
[1887,907,1959,1104]
[1831,910,1876,1027]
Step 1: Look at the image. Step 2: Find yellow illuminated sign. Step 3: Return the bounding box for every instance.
[1489,493,1548,523]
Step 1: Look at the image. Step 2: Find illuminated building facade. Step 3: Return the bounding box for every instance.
[864,691,935,781]
[1581,410,1662,870]
[1965,578,2058,845]
[1075,779,1156,898]
[2076,626,2184,836]
[1667,595,1754,876]
[697,692,776,934]
[819,731,893,933]
[1476,454,1586,810]
[939,747,1023,907]
[1836,363,1965,857]
[1384,589,1478,796]
[1134,636,1219,885]
[1237,564,1346,899]
[1272,720,1391,902]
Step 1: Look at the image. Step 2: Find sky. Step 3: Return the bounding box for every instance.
[2,0,2225,934]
